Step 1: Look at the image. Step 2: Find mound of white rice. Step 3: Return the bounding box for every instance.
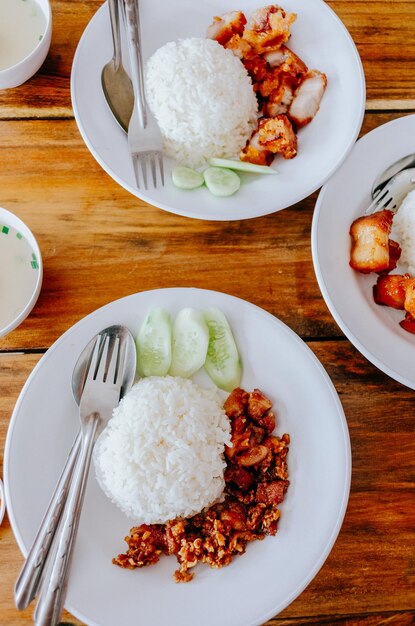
[392,189,415,274]
[93,376,231,524]
[145,38,258,167]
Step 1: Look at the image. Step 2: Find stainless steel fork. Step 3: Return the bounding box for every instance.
[123,0,164,189]
[365,167,415,215]
[33,330,128,626]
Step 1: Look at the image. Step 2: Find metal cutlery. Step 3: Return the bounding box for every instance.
[365,167,415,215]
[123,0,164,189]
[371,153,415,198]
[101,0,134,133]
[33,326,134,626]
[14,325,136,619]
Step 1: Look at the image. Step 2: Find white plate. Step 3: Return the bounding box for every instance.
[312,114,415,390]
[70,0,365,221]
[5,288,350,626]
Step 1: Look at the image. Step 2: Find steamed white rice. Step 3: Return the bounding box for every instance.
[93,376,231,524]
[145,38,258,167]
[392,189,415,274]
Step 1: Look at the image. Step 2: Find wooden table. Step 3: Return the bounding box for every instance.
[1,1,414,624]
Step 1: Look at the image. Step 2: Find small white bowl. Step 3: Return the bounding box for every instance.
[0,0,52,89]
[0,207,43,337]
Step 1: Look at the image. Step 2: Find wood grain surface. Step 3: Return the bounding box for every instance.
[0,0,414,625]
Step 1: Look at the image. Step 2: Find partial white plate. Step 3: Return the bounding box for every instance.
[71,0,365,221]
[5,288,350,626]
[312,114,415,389]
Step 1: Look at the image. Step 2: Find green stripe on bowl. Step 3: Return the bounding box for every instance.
[1,226,9,234]
[16,232,23,239]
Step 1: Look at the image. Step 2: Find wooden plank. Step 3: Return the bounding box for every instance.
[0,112,411,351]
[0,1,414,118]
[0,342,413,624]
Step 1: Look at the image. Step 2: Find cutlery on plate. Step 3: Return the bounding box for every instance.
[123,0,164,189]
[33,325,135,626]
[365,167,415,215]
[372,153,415,198]
[101,0,134,133]
[14,325,136,613]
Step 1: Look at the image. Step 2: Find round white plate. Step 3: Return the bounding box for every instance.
[5,288,350,626]
[312,114,415,390]
[71,0,365,221]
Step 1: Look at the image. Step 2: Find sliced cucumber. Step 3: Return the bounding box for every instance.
[208,157,278,175]
[203,307,242,392]
[136,308,172,377]
[169,308,209,378]
[203,167,240,197]
[172,166,204,190]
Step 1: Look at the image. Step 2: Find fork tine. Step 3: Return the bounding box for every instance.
[140,155,148,190]
[149,154,157,188]
[107,337,120,384]
[96,334,110,382]
[85,335,101,384]
[158,153,164,186]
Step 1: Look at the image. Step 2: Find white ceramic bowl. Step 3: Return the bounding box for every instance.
[0,0,52,89]
[0,207,43,337]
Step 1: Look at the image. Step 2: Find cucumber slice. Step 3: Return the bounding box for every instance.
[203,307,242,392]
[203,167,240,197]
[208,157,278,175]
[136,308,172,377]
[169,308,209,377]
[172,166,204,190]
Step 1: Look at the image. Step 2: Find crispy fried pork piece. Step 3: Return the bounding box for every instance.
[403,276,415,318]
[288,69,327,128]
[248,389,273,419]
[224,387,249,417]
[349,209,399,274]
[258,47,307,115]
[240,130,274,166]
[243,5,296,53]
[373,274,408,309]
[263,45,307,75]
[206,11,247,46]
[241,115,297,164]
[400,312,415,334]
[257,115,297,159]
[243,54,269,82]
[223,34,254,59]
[263,84,294,116]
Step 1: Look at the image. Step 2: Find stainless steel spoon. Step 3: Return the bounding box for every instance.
[14,324,136,611]
[372,153,415,198]
[101,0,134,133]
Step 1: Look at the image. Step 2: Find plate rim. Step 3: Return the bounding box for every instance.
[70,0,366,221]
[4,287,351,625]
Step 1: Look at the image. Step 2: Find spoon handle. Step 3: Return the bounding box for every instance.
[108,0,122,71]
[34,415,98,626]
[123,0,147,128]
[14,431,81,611]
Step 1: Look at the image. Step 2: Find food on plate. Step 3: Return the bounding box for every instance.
[113,387,290,582]
[391,189,415,275]
[208,156,278,174]
[136,306,242,386]
[204,307,242,391]
[145,38,258,168]
[241,114,297,164]
[171,166,204,190]
[169,308,209,378]
[349,192,415,334]
[203,166,241,197]
[136,308,172,377]
[93,376,231,524]
[207,4,327,166]
[349,209,401,274]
